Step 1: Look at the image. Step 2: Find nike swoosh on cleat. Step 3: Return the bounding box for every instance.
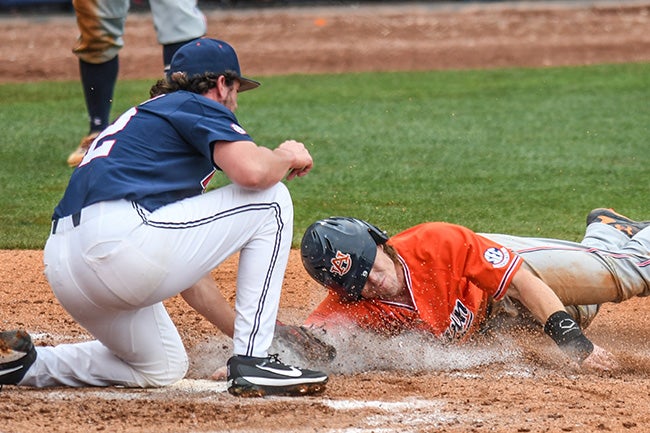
[0,365,23,376]
[256,365,303,377]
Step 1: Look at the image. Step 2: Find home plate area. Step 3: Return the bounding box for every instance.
[41,378,475,432]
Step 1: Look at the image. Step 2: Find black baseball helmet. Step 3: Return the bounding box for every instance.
[300,217,389,302]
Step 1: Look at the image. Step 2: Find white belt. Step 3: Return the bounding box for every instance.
[50,200,134,235]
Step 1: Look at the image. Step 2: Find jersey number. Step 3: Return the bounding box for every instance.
[78,107,138,167]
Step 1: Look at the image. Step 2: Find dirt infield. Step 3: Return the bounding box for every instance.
[3,1,650,81]
[2,2,650,432]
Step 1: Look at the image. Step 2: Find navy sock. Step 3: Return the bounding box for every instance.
[163,39,199,72]
[79,56,119,134]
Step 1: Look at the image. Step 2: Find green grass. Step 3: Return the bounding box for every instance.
[1,62,648,249]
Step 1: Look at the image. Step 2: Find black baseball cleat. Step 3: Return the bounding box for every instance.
[226,354,328,398]
[0,330,36,386]
[586,208,650,238]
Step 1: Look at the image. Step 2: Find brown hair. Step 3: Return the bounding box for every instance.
[149,70,240,97]
[383,243,400,265]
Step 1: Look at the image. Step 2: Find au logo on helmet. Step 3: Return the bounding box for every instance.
[330,251,352,276]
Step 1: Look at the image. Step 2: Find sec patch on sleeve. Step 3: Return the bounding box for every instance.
[483,247,511,269]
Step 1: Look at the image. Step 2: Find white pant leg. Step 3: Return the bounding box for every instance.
[582,224,650,299]
[40,183,292,387]
[581,223,630,250]
[137,183,293,357]
[480,233,620,305]
[616,226,650,297]
[623,226,650,255]
[23,304,185,388]
[41,215,187,387]
[149,0,206,44]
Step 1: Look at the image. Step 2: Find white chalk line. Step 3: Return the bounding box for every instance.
[38,379,464,432]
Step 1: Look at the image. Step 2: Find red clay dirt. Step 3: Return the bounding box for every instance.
[2,2,650,432]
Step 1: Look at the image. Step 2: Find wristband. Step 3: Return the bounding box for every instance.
[544,310,594,363]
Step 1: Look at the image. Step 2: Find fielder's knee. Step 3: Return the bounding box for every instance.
[272,182,292,207]
[138,354,189,388]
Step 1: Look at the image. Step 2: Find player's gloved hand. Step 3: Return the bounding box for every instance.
[210,322,337,381]
[580,344,620,371]
[273,322,337,363]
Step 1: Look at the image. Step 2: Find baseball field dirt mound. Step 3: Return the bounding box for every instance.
[2,2,650,432]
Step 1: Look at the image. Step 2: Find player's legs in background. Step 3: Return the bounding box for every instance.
[148,0,207,71]
[69,0,129,167]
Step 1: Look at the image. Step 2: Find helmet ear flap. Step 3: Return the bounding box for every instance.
[366,222,389,245]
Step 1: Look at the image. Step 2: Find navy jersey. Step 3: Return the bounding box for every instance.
[53,91,253,218]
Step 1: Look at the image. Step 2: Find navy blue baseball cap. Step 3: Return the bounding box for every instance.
[168,38,260,92]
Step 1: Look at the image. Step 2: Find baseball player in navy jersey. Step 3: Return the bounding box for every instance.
[0,38,327,398]
[67,0,207,167]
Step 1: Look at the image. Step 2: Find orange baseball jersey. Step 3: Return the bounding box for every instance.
[304,222,523,342]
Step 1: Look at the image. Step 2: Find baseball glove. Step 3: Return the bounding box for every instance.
[273,321,337,363]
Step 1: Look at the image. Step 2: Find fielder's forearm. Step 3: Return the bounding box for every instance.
[181,275,235,338]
